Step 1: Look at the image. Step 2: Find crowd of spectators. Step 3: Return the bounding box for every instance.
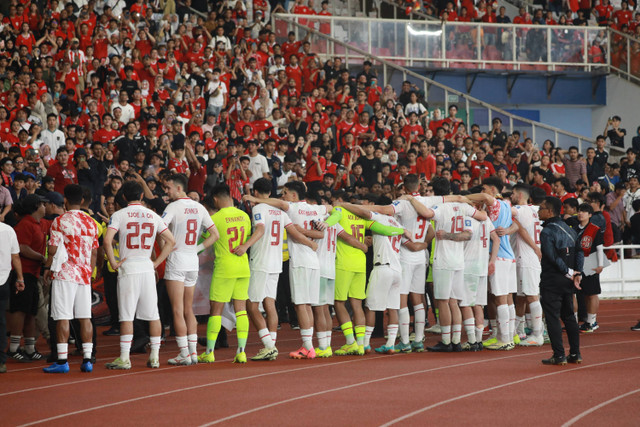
[0,0,638,239]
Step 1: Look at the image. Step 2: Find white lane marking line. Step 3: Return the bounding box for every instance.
[562,388,640,427]
[202,348,640,426]
[16,339,640,426]
[561,388,640,427]
[380,356,640,426]
[16,355,396,427]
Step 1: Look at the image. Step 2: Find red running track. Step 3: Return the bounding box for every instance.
[2,300,640,426]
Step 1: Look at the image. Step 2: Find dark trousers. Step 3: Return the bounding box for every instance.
[0,282,9,364]
[540,288,580,358]
[276,261,297,325]
[103,268,119,329]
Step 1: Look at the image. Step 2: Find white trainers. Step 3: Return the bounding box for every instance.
[190,353,198,365]
[251,347,278,361]
[168,353,193,366]
[518,334,544,347]
[147,358,160,368]
[425,324,441,334]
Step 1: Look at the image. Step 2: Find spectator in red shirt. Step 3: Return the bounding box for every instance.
[46,147,78,194]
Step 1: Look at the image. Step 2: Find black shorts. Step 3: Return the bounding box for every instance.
[9,273,39,315]
[580,274,601,296]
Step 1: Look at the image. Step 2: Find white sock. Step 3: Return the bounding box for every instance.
[441,325,452,345]
[464,318,476,344]
[489,319,497,339]
[587,313,596,325]
[24,337,36,354]
[188,334,198,357]
[57,343,68,361]
[508,304,516,340]
[413,304,426,342]
[364,326,375,347]
[475,326,484,343]
[399,307,410,344]
[496,305,510,343]
[176,335,189,358]
[9,335,21,352]
[150,336,161,359]
[451,324,462,345]
[529,301,543,337]
[120,334,133,361]
[516,315,525,336]
[271,331,277,345]
[82,342,93,360]
[301,328,313,350]
[316,331,324,349]
[259,328,275,349]
[525,313,533,329]
[321,331,329,349]
[386,324,398,347]
[326,330,332,347]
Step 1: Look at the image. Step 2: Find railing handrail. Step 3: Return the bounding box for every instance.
[378,0,440,21]
[282,12,606,30]
[274,13,631,155]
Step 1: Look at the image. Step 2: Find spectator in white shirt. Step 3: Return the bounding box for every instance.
[38,113,65,153]
[110,91,135,125]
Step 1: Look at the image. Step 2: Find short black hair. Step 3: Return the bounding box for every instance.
[587,191,605,207]
[253,177,272,195]
[530,187,547,205]
[122,181,144,202]
[403,174,420,192]
[285,181,306,199]
[577,203,594,215]
[64,184,84,205]
[544,196,562,217]
[431,176,451,196]
[210,183,231,199]
[483,176,504,192]
[167,173,188,191]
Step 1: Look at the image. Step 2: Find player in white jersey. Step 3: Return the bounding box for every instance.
[244,181,324,359]
[467,177,520,351]
[341,175,459,352]
[162,174,220,366]
[405,177,488,352]
[238,178,317,361]
[336,201,409,354]
[511,184,545,346]
[307,196,366,358]
[462,207,499,351]
[103,181,176,369]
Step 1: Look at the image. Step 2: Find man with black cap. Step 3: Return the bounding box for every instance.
[7,194,48,362]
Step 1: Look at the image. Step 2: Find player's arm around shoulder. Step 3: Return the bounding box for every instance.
[286,223,318,251]
[233,222,264,257]
[337,228,368,253]
[154,227,176,269]
[242,194,289,211]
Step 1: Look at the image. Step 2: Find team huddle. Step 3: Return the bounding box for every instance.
[44,172,567,373]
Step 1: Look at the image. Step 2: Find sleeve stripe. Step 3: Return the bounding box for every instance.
[107,226,118,231]
[206,224,216,231]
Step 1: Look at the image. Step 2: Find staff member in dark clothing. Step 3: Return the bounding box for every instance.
[538,196,584,365]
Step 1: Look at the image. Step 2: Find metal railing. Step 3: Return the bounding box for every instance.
[600,245,640,298]
[608,27,640,86]
[274,14,628,155]
[378,0,439,21]
[278,14,609,72]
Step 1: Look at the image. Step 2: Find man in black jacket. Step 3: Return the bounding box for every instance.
[538,196,584,365]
